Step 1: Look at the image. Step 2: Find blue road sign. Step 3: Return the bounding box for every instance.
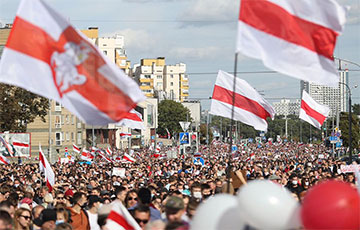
[232,145,238,152]
[248,138,253,143]
[194,157,205,165]
[179,132,189,144]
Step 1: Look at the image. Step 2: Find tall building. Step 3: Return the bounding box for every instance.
[273,99,301,116]
[0,24,12,58]
[133,57,189,102]
[300,70,349,117]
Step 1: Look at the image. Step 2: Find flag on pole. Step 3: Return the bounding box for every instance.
[209,70,275,131]
[98,150,113,163]
[39,144,55,192]
[123,153,135,163]
[299,90,330,129]
[105,200,141,230]
[73,143,80,154]
[165,128,171,139]
[80,149,94,162]
[120,133,132,139]
[0,0,145,125]
[0,153,10,165]
[117,109,145,130]
[0,136,14,157]
[106,147,113,156]
[236,0,347,87]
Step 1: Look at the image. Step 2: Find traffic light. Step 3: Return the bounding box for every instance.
[190,132,198,154]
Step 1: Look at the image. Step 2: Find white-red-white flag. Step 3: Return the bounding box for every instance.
[98,150,113,163]
[123,153,135,163]
[209,70,275,131]
[0,0,145,125]
[120,133,132,139]
[0,153,10,165]
[236,0,347,87]
[117,109,145,130]
[106,147,113,156]
[39,144,55,192]
[105,200,141,230]
[299,90,330,129]
[73,143,80,154]
[80,149,94,161]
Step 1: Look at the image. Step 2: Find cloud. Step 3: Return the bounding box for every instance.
[169,46,222,60]
[178,0,238,27]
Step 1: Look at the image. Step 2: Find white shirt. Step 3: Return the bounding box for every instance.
[87,210,100,230]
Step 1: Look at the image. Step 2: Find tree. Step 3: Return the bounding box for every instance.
[0,84,49,132]
[199,123,213,144]
[353,104,360,115]
[339,112,360,148]
[158,100,192,136]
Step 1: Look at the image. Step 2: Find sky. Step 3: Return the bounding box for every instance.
[0,0,359,109]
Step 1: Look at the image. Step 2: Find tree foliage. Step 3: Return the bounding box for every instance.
[353,104,360,115]
[0,84,49,132]
[158,100,192,136]
[339,112,360,148]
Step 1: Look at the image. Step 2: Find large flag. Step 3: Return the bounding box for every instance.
[39,144,55,191]
[123,153,135,163]
[106,147,113,156]
[73,143,80,154]
[80,149,94,162]
[299,90,330,129]
[209,70,275,131]
[0,136,14,157]
[105,200,141,230]
[236,0,347,87]
[117,109,145,130]
[0,0,145,125]
[0,153,10,165]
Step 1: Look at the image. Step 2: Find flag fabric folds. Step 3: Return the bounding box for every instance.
[123,153,135,163]
[117,109,145,130]
[0,136,14,157]
[236,0,347,87]
[209,70,275,131]
[299,90,330,129]
[0,0,145,125]
[105,200,141,230]
[73,143,80,154]
[39,144,55,191]
[0,153,10,165]
[80,149,94,162]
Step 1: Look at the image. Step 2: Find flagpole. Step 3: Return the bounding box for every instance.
[48,99,52,163]
[227,53,238,193]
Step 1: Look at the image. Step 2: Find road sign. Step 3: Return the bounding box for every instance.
[248,138,253,143]
[179,132,189,144]
[179,122,191,132]
[336,139,342,148]
[232,145,238,153]
[329,136,338,143]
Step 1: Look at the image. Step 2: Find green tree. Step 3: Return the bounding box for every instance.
[339,112,360,148]
[158,100,192,136]
[199,123,213,144]
[0,84,49,132]
[353,104,360,115]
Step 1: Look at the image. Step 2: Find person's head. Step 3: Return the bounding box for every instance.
[201,184,212,199]
[125,190,138,208]
[115,186,127,203]
[71,192,87,207]
[88,195,101,211]
[34,209,57,230]
[0,200,15,218]
[55,193,66,205]
[133,205,150,230]
[186,198,200,220]
[164,196,185,223]
[55,206,69,225]
[54,222,72,230]
[190,182,201,199]
[15,208,32,230]
[0,210,12,230]
[32,205,45,220]
[138,188,151,205]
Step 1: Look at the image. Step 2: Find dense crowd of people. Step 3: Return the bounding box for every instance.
[0,141,358,230]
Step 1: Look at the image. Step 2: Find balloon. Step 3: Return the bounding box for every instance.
[301,180,360,229]
[237,180,300,229]
[190,194,246,230]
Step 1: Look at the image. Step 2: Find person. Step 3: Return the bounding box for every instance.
[114,186,127,205]
[125,190,138,209]
[67,192,90,230]
[55,223,73,230]
[33,209,57,230]
[0,200,15,219]
[32,205,45,230]
[86,195,101,230]
[185,198,200,221]
[14,208,32,230]
[132,205,151,230]
[0,210,12,230]
[136,188,161,221]
[55,205,70,225]
[163,196,186,225]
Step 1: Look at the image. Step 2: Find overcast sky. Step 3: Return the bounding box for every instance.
[1,0,359,109]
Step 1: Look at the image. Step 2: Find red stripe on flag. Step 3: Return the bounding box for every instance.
[301,100,326,124]
[6,17,136,121]
[107,210,135,230]
[39,152,46,168]
[239,0,337,60]
[212,85,270,120]
[13,142,29,148]
[122,112,142,122]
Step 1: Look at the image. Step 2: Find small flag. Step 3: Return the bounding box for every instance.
[117,109,145,130]
[123,153,135,163]
[80,149,94,162]
[0,136,14,157]
[73,143,80,154]
[39,144,55,192]
[0,153,10,165]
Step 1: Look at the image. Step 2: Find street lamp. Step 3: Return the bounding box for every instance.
[339,82,358,164]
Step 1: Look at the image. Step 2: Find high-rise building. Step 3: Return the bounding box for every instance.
[300,70,349,117]
[273,99,301,116]
[133,57,189,102]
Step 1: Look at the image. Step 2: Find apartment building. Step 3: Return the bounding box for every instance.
[273,99,301,116]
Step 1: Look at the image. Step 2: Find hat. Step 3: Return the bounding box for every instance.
[269,175,281,180]
[19,203,31,211]
[165,196,184,210]
[33,209,57,226]
[21,198,33,205]
[64,189,74,197]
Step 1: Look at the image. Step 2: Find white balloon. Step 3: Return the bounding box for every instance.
[190,194,246,230]
[237,180,300,229]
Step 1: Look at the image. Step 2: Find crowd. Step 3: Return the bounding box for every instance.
[0,141,358,230]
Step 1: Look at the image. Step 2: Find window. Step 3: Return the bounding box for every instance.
[170,74,174,78]
[55,115,61,128]
[66,132,69,141]
[55,132,62,146]
[71,132,74,141]
[170,82,174,86]
[55,102,61,111]
[103,50,107,55]
[61,132,64,141]
[65,115,69,124]
[71,115,75,125]
[157,75,162,79]
[61,115,64,125]
[77,132,82,145]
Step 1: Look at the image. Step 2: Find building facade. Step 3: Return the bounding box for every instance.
[273,99,301,116]
[133,57,189,102]
[300,70,349,117]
